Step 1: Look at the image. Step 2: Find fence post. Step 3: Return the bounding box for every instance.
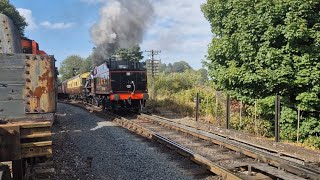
[240,101,242,127]
[297,108,300,142]
[215,91,219,125]
[254,100,257,135]
[275,95,280,142]
[226,94,230,129]
[195,93,199,121]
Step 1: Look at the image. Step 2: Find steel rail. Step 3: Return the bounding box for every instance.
[110,114,243,180]
[61,101,318,179]
[139,113,320,179]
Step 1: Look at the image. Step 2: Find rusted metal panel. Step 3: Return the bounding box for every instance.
[0,126,21,161]
[24,55,56,114]
[0,14,22,54]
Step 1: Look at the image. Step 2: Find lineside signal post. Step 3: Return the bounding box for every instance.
[145,50,161,100]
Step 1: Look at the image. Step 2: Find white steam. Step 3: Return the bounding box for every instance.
[91,0,154,65]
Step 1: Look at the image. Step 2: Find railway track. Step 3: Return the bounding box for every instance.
[63,101,320,180]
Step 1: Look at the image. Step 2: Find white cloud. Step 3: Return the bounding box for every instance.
[17,8,75,30]
[141,0,212,69]
[17,8,37,30]
[40,21,75,29]
[80,0,105,4]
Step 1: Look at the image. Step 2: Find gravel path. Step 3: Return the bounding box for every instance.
[53,103,214,180]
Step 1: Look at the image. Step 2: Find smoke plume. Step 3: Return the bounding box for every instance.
[91,0,154,65]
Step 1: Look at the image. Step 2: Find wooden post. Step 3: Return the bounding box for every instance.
[215,91,218,123]
[275,95,280,142]
[240,101,242,127]
[254,100,257,135]
[226,94,230,129]
[195,93,200,121]
[297,108,300,142]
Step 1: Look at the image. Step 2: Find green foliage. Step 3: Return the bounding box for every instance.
[0,0,27,36]
[154,70,203,95]
[202,0,320,103]
[303,136,320,149]
[115,45,143,61]
[80,56,93,73]
[59,55,84,81]
[159,61,193,74]
[172,61,192,72]
[280,107,298,140]
[202,0,320,147]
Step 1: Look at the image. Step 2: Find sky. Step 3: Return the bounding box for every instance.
[11,0,212,70]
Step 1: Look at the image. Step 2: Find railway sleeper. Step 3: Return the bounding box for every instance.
[140,114,320,179]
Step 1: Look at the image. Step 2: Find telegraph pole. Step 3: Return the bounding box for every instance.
[145,50,161,100]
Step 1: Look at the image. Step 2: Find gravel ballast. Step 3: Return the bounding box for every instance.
[53,103,214,180]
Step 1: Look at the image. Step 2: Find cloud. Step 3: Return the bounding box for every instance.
[80,0,212,69]
[80,0,105,4]
[40,21,75,29]
[141,0,212,68]
[17,8,75,30]
[17,8,37,30]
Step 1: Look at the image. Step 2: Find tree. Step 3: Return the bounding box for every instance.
[172,61,192,73]
[59,55,84,81]
[202,0,320,142]
[80,55,93,73]
[202,0,320,103]
[0,0,27,36]
[158,63,167,73]
[165,63,173,74]
[114,45,143,61]
[197,68,208,84]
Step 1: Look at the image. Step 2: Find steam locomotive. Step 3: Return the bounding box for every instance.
[59,58,149,112]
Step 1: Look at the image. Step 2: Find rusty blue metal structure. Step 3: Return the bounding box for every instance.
[0,14,56,180]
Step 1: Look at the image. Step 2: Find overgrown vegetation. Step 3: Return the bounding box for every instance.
[151,60,320,149]
[0,0,27,36]
[196,0,320,148]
